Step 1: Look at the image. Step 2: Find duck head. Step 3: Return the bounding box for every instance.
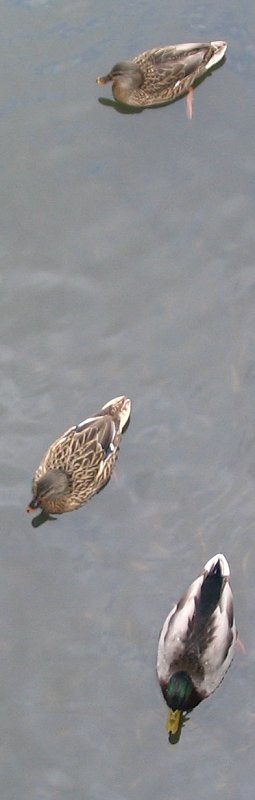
[96,62,144,103]
[27,470,70,512]
[165,671,195,735]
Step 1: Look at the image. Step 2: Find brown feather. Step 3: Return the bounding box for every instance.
[97,41,227,107]
[28,396,131,514]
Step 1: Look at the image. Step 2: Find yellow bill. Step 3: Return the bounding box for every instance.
[166,709,182,735]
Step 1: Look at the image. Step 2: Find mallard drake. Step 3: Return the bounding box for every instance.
[27,395,131,515]
[96,41,227,108]
[157,554,236,737]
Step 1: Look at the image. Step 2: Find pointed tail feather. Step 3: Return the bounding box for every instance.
[100,396,131,432]
[206,41,227,70]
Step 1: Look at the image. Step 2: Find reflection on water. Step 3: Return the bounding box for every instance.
[31,509,56,528]
[1,0,254,798]
[98,97,144,114]
[168,712,190,745]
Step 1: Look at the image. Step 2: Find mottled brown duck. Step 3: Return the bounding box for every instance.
[27,395,131,515]
[96,41,227,108]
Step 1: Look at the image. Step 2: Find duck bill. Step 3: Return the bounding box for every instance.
[166,709,183,735]
[96,73,112,85]
[26,498,40,512]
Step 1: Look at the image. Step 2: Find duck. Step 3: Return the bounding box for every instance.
[27,395,131,515]
[96,41,227,108]
[157,553,237,737]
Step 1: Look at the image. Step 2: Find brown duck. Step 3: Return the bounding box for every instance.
[96,41,227,108]
[27,395,131,515]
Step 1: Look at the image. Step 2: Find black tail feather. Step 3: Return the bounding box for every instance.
[199,560,223,619]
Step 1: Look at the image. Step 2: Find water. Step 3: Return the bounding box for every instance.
[1,0,255,798]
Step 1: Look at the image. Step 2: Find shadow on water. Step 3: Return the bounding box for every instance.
[30,510,57,528]
[98,97,143,114]
[98,96,179,114]
[168,713,190,745]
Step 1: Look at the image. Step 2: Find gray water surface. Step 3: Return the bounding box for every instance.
[1,1,255,798]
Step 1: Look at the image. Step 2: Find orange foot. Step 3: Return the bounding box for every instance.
[236,634,246,654]
[186,88,193,120]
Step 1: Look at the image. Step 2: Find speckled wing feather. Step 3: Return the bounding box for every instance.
[132,43,217,100]
[34,416,116,483]
[136,47,208,87]
[74,415,116,453]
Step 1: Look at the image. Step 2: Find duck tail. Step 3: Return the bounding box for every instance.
[199,554,229,618]
[206,41,227,70]
[100,396,131,433]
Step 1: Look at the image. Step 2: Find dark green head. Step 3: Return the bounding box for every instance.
[166,672,194,711]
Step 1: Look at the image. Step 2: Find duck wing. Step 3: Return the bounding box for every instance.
[195,557,236,694]
[135,44,213,89]
[157,569,205,684]
[44,415,116,475]
[73,415,116,459]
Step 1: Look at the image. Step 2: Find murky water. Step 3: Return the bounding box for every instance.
[1,1,255,798]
